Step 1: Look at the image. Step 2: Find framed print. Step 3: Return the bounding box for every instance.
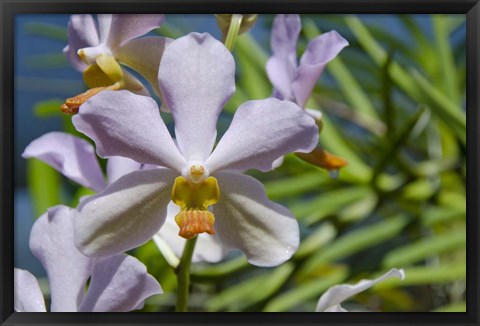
[1,1,478,325]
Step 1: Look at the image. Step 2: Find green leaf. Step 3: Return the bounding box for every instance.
[34,99,64,118]
[432,301,466,312]
[401,178,437,202]
[27,158,61,218]
[190,256,249,282]
[295,222,337,259]
[264,171,329,200]
[371,106,429,186]
[432,15,460,105]
[373,264,466,288]
[410,70,466,145]
[398,16,435,73]
[290,186,373,226]
[236,43,271,100]
[24,22,67,42]
[299,215,409,278]
[236,33,269,72]
[345,16,465,146]
[206,263,295,311]
[337,192,378,223]
[263,265,348,312]
[382,229,466,268]
[317,113,372,183]
[25,53,69,69]
[420,206,465,226]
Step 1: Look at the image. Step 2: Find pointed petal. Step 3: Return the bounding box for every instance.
[155,202,226,263]
[74,168,177,257]
[212,172,299,267]
[72,90,186,171]
[315,268,405,312]
[79,254,162,312]
[106,14,165,49]
[106,156,142,184]
[14,268,46,312]
[29,206,94,312]
[266,14,301,101]
[64,14,99,71]
[97,14,112,43]
[206,98,319,173]
[22,132,106,192]
[293,30,348,108]
[117,36,172,97]
[158,32,235,161]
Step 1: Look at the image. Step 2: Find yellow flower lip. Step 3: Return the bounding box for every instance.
[172,176,220,239]
[61,54,125,114]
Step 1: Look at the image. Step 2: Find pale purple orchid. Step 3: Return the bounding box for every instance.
[22,132,226,264]
[71,32,319,267]
[266,14,349,171]
[316,268,405,312]
[63,14,169,109]
[266,14,349,110]
[14,205,162,312]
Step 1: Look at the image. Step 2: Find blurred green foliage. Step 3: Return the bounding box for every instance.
[23,14,466,312]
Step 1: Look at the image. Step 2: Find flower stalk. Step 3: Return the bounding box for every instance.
[175,237,198,312]
[224,14,243,51]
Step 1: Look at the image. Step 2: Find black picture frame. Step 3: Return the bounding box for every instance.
[1,1,478,325]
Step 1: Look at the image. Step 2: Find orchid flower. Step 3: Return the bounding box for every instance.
[71,32,319,267]
[14,205,162,312]
[316,268,405,312]
[62,14,170,113]
[22,131,226,264]
[267,14,349,171]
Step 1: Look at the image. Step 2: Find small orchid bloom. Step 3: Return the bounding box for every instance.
[71,32,319,267]
[62,14,169,113]
[267,14,349,171]
[267,14,348,110]
[22,131,225,264]
[14,205,162,312]
[316,268,405,312]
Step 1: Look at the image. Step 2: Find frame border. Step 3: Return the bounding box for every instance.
[1,1,478,325]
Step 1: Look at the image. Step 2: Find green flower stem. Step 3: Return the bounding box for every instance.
[224,14,243,51]
[175,236,198,312]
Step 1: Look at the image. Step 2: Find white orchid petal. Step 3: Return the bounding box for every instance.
[106,14,165,49]
[72,90,186,171]
[97,14,112,43]
[106,156,142,185]
[65,14,99,71]
[22,132,106,192]
[79,254,162,312]
[266,14,301,100]
[74,168,177,257]
[29,206,94,312]
[206,98,318,173]
[316,268,406,312]
[212,172,299,267]
[117,36,172,97]
[293,30,349,108]
[14,268,46,312]
[159,32,235,161]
